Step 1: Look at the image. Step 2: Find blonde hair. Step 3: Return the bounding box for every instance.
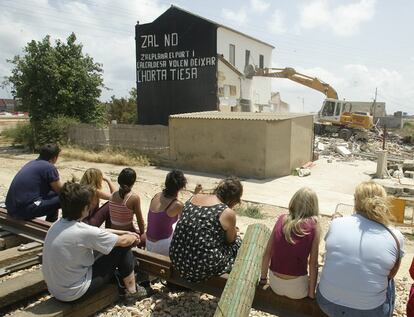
[283,187,319,244]
[354,181,391,225]
[80,168,103,192]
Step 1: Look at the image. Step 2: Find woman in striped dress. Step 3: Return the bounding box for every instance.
[109,168,146,246]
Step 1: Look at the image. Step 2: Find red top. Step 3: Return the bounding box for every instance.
[269,214,316,276]
[407,257,414,317]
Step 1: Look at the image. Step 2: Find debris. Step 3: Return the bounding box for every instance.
[336,146,351,157]
[296,168,311,177]
[403,159,414,172]
[404,171,414,179]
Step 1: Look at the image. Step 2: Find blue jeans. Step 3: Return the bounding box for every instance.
[316,280,395,317]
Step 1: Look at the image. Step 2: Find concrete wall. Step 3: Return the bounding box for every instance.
[290,116,314,170]
[109,124,169,151]
[68,124,169,158]
[376,116,404,129]
[169,118,267,178]
[68,124,109,148]
[265,120,292,177]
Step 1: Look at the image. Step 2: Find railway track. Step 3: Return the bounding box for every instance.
[0,209,325,317]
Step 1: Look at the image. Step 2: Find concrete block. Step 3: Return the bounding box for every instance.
[403,187,414,195]
[393,170,404,178]
[383,185,405,195]
[297,168,311,177]
[336,146,351,156]
[403,160,414,172]
[404,171,414,179]
[317,142,326,151]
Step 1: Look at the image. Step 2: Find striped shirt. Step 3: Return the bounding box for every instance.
[109,194,134,227]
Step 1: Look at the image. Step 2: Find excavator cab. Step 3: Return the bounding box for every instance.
[319,99,344,123]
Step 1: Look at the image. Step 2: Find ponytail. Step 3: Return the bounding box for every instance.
[163,170,187,197]
[119,184,131,199]
[359,196,392,225]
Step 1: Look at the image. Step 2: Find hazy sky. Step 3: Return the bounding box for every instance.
[1,0,413,114]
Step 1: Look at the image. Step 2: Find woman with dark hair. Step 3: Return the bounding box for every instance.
[146,170,187,256]
[109,168,145,246]
[169,176,243,282]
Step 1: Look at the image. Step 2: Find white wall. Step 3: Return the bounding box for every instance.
[217,27,272,72]
[217,58,241,110]
[217,27,273,110]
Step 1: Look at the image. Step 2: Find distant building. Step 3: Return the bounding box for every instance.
[0,98,17,112]
[135,5,275,125]
[270,92,290,112]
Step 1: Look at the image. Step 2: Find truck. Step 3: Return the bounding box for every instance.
[246,66,386,140]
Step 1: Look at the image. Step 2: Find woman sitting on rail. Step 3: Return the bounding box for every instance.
[42,182,147,302]
[260,187,320,299]
[81,168,115,227]
[169,176,243,282]
[109,168,146,247]
[317,181,403,317]
[146,170,187,256]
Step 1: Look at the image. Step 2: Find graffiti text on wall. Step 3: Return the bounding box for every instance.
[137,33,216,83]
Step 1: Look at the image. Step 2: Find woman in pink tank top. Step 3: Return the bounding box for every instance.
[260,187,320,299]
[146,170,187,256]
[109,168,146,247]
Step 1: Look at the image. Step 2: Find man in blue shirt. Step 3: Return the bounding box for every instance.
[6,144,63,222]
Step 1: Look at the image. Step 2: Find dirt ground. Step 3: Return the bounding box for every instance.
[0,148,413,316]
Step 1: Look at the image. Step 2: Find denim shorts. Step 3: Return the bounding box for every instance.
[316,280,395,317]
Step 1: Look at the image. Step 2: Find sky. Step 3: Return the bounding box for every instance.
[0,0,413,114]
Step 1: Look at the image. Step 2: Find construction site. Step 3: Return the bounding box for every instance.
[0,3,414,317]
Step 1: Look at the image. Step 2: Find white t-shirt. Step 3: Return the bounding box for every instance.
[42,219,118,301]
[319,214,404,310]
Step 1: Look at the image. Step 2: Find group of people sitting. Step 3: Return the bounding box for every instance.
[4,143,409,317]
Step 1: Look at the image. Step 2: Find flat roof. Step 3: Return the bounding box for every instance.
[170,111,313,121]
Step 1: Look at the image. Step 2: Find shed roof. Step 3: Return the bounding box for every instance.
[170,111,313,121]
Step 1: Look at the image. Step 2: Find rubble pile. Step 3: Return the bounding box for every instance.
[315,132,414,162]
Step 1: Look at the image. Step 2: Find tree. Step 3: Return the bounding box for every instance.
[105,88,138,124]
[4,33,104,125]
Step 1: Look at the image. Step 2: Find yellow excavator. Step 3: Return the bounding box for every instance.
[247,67,374,140]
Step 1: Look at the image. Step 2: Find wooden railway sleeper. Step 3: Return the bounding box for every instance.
[17,242,42,251]
[0,254,42,277]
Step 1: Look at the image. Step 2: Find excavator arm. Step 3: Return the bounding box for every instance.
[253,67,339,99]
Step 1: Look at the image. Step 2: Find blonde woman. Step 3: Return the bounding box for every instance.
[80,168,115,227]
[260,187,320,299]
[317,181,403,317]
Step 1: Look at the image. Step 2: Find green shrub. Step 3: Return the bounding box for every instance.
[35,115,80,146]
[235,204,264,219]
[2,122,35,149]
[1,115,79,150]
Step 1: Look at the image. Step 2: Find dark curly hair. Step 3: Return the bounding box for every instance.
[213,176,243,208]
[163,170,187,197]
[118,168,137,199]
